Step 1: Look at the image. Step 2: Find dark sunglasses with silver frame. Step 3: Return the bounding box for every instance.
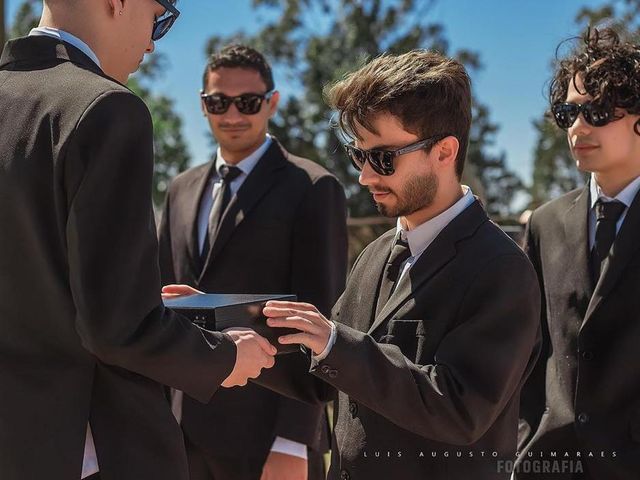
[201,90,275,115]
[152,0,180,41]
[551,101,619,130]
[344,134,450,176]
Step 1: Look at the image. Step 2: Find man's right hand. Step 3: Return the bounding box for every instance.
[222,328,277,387]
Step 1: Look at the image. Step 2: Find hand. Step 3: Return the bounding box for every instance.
[161,284,203,300]
[261,451,308,480]
[222,328,277,387]
[263,301,332,355]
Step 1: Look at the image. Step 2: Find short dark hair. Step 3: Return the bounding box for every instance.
[202,44,274,92]
[326,50,472,179]
[550,28,640,134]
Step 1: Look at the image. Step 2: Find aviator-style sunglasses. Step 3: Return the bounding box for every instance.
[344,134,449,176]
[153,0,180,41]
[551,101,616,130]
[201,91,275,115]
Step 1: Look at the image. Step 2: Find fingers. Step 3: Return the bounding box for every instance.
[264,300,318,313]
[253,333,278,357]
[266,316,320,335]
[162,284,203,296]
[278,332,313,346]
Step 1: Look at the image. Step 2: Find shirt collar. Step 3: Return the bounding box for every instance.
[396,185,475,258]
[29,27,101,68]
[589,173,640,209]
[215,135,272,177]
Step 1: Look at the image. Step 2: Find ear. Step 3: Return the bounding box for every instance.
[267,91,280,118]
[106,0,124,17]
[436,135,460,170]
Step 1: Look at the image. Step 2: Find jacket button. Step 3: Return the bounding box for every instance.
[320,365,331,375]
[581,350,594,361]
[340,470,350,480]
[348,402,358,416]
[577,412,589,424]
[328,369,338,379]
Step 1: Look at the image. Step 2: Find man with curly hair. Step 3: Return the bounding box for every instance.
[517,28,640,479]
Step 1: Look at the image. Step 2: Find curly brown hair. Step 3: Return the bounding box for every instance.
[550,28,640,134]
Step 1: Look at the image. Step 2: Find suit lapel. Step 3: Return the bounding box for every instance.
[180,160,215,280]
[562,187,593,318]
[199,142,287,279]
[368,200,488,335]
[583,186,640,328]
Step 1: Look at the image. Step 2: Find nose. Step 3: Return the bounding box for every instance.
[223,103,245,122]
[358,159,378,186]
[569,111,591,137]
[146,39,155,54]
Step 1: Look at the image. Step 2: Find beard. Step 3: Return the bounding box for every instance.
[376,170,439,218]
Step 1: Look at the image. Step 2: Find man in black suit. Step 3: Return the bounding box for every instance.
[158,45,348,480]
[0,2,277,480]
[516,29,640,480]
[260,50,541,480]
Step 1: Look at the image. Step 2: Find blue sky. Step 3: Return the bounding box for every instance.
[7,0,609,184]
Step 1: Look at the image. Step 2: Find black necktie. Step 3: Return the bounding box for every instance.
[589,199,626,285]
[375,236,412,316]
[201,164,242,263]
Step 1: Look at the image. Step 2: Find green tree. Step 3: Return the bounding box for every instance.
[206,0,522,217]
[7,0,189,208]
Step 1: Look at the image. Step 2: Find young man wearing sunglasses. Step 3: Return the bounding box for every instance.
[256,50,541,479]
[516,29,640,480]
[0,2,279,480]
[158,44,348,480]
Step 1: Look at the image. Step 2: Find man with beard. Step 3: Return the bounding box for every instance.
[259,50,542,479]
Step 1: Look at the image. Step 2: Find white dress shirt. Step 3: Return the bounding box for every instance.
[588,173,640,249]
[173,135,308,460]
[28,26,101,480]
[313,185,476,363]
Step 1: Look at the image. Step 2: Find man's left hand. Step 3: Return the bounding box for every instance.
[260,451,308,480]
[263,301,332,355]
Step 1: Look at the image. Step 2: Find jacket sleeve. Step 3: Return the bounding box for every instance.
[64,90,236,403]
[313,253,542,445]
[517,211,550,449]
[272,172,348,447]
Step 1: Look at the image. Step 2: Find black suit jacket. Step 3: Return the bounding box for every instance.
[0,37,236,480]
[158,141,348,461]
[259,200,541,479]
[517,184,640,479]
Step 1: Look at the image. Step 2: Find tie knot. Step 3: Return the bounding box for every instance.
[218,164,242,182]
[595,199,626,222]
[388,237,411,266]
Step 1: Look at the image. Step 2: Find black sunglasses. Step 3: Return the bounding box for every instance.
[551,102,616,130]
[152,0,180,41]
[344,134,449,176]
[201,91,275,115]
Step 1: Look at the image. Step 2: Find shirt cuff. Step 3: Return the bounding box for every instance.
[270,436,308,460]
[310,321,337,368]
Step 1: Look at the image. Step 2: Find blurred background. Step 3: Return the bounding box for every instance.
[3,0,639,256]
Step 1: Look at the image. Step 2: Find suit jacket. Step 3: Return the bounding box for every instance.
[0,36,236,480]
[258,200,541,479]
[517,185,640,479]
[157,141,348,462]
